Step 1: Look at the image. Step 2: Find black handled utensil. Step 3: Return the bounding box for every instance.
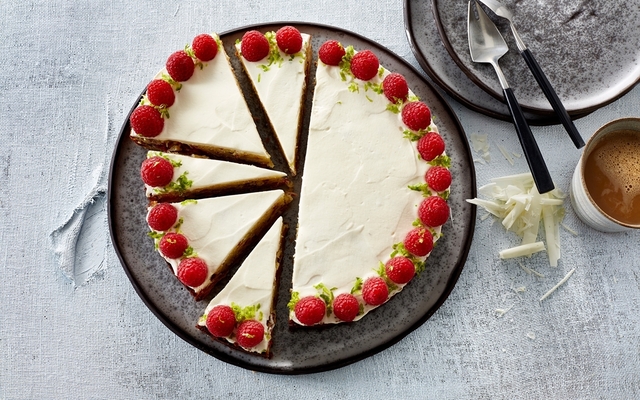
[467,0,554,194]
[477,0,585,149]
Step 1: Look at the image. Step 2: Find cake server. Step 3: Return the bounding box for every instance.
[467,0,554,193]
[477,0,585,148]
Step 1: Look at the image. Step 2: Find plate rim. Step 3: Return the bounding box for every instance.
[402,0,590,125]
[431,0,640,116]
[107,20,477,374]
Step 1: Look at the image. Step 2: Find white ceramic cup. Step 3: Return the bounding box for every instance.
[570,117,640,233]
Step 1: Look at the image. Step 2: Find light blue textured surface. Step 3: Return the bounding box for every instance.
[1,0,639,398]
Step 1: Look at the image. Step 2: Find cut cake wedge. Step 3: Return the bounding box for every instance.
[197,217,285,356]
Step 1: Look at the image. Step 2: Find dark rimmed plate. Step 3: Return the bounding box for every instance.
[403,0,591,125]
[432,0,640,115]
[108,22,476,374]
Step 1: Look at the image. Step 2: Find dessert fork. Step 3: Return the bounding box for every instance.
[477,0,585,148]
[467,0,554,193]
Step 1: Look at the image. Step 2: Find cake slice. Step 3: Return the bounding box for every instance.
[197,217,285,356]
[141,151,288,202]
[288,43,450,326]
[130,33,273,168]
[146,190,290,300]
[235,27,312,175]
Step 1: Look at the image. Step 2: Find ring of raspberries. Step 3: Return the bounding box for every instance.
[289,40,451,326]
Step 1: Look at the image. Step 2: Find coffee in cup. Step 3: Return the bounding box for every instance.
[570,117,640,232]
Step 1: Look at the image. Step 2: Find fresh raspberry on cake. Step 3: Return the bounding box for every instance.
[130,105,164,137]
[177,257,208,287]
[192,33,218,61]
[140,156,174,187]
[382,73,409,103]
[417,132,445,162]
[385,256,416,285]
[166,50,195,82]
[206,305,237,338]
[147,203,178,231]
[418,196,450,227]
[275,26,302,54]
[426,166,452,192]
[404,228,433,257]
[146,79,175,108]
[318,40,345,66]
[332,293,360,322]
[158,232,189,259]
[236,319,265,349]
[362,277,389,306]
[240,30,270,62]
[402,101,432,131]
[294,296,326,325]
[350,50,379,81]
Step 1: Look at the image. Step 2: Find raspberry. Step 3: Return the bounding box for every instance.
[350,50,379,81]
[240,30,270,62]
[332,293,360,322]
[294,296,326,325]
[147,203,178,231]
[402,101,432,131]
[382,73,409,103]
[275,26,303,54]
[130,105,164,137]
[403,228,434,257]
[362,277,389,306]
[385,257,416,284]
[146,79,175,108]
[166,50,195,82]
[191,33,218,61]
[417,132,446,161]
[205,304,237,338]
[318,40,345,66]
[236,320,264,349]
[158,232,189,259]
[418,196,450,227]
[177,257,208,287]
[426,166,452,192]
[140,156,174,187]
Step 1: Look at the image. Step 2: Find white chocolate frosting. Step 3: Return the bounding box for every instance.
[198,217,284,354]
[148,190,285,294]
[131,36,270,162]
[236,33,311,174]
[144,151,286,198]
[290,55,443,324]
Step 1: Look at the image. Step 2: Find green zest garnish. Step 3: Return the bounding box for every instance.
[161,73,182,91]
[376,261,399,292]
[231,302,262,323]
[408,183,432,197]
[183,246,195,258]
[314,283,337,316]
[403,129,423,142]
[429,154,451,168]
[258,31,285,72]
[363,81,383,94]
[386,99,403,114]
[287,291,300,311]
[154,171,193,194]
[351,277,363,295]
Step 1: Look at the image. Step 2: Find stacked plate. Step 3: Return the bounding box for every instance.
[404,0,640,125]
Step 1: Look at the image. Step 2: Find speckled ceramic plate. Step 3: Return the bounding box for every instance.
[433,0,640,115]
[108,22,476,374]
[403,0,591,125]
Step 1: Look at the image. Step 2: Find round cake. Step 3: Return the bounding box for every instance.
[127,28,452,355]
